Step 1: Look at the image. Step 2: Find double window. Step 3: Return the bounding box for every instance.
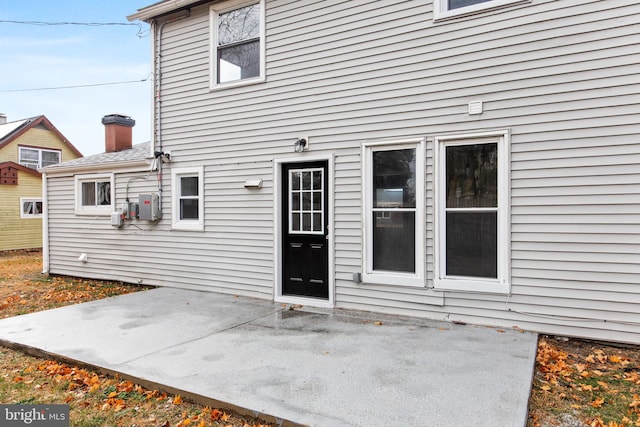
[21,198,43,218]
[363,139,425,287]
[210,0,265,88]
[433,0,528,20]
[363,133,508,293]
[434,132,509,293]
[19,147,61,170]
[75,174,114,215]
[171,167,204,231]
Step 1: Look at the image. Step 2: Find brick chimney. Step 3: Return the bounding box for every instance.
[0,114,7,125]
[102,114,135,152]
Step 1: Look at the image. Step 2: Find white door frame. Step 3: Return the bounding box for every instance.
[273,154,335,307]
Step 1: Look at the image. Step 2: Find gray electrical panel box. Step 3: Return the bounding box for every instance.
[138,193,161,221]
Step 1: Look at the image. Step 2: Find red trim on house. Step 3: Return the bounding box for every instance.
[0,115,83,158]
[0,161,42,178]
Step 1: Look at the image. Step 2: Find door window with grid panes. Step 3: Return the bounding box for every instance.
[288,168,324,234]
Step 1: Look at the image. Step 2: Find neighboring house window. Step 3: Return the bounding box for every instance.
[172,167,204,231]
[20,198,43,218]
[434,131,510,294]
[362,139,425,287]
[210,0,265,88]
[19,147,61,169]
[75,174,114,215]
[433,0,528,20]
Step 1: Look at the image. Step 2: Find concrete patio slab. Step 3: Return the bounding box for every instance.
[0,288,538,426]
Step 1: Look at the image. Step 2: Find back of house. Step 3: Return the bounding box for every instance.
[44,0,640,344]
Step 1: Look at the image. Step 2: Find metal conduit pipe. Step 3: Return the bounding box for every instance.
[152,10,190,212]
[153,9,191,153]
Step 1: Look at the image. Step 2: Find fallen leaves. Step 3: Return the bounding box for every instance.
[528,337,640,427]
[0,269,147,319]
[0,251,273,426]
[0,353,271,426]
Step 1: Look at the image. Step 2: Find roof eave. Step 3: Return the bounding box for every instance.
[42,159,152,175]
[127,0,203,21]
[0,115,83,158]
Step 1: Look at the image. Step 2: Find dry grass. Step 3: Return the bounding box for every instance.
[0,250,146,319]
[0,250,273,427]
[527,336,640,427]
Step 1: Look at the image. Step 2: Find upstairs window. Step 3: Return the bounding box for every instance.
[211,0,265,88]
[449,0,492,9]
[75,174,114,215]
[434,0,528,20]
[19,147,61,169]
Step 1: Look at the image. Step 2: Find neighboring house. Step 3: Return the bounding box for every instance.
[43,0,640,344]
[0,115,81,251]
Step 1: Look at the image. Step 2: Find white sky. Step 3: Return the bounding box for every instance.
[0,0,154,156]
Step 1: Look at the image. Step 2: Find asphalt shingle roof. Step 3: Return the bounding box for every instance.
[45,142,151,170]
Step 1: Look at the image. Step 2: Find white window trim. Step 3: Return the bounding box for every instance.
[362,138,426,287]
[19,146,61,169]
[171,166,204,231]
[209,0,266,90]
[20,198,43,218]
[433,0,529,21]
[433,130,510,294]
[74,173,114,216]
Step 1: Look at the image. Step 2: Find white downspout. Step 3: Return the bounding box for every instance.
[41,171,49,274]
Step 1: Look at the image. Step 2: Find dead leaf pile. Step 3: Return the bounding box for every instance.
[528,337,640,427]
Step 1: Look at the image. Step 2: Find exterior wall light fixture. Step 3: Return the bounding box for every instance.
[294,137,308,153]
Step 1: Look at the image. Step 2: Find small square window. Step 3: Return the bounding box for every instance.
[21,198,43,218]
[81,181,111,207]
[41,150,61,167]
[75,174,114,215]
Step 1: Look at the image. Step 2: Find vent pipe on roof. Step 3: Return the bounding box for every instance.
[102,114,135,153]
[0,114,6,125]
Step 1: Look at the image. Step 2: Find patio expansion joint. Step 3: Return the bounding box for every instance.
[120,307,288,365]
